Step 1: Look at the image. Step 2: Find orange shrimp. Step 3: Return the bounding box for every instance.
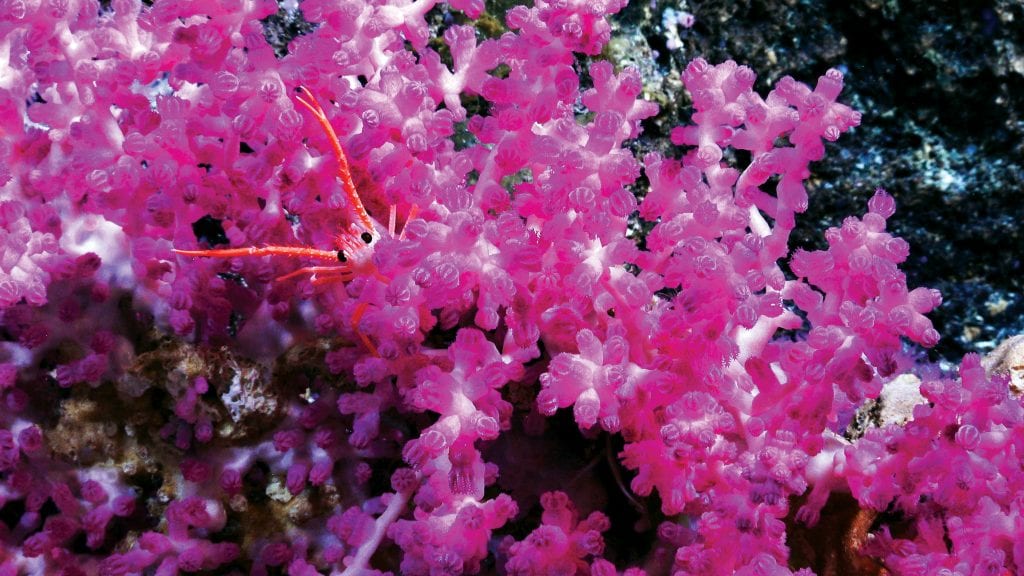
[174,87,418,354]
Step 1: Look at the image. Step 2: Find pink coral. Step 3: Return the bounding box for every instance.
[0,0,1012,574]
[504,491,615,575]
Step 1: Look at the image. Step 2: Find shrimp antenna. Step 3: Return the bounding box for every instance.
[294,86,375,233]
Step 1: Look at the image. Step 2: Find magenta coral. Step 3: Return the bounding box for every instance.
[504,491,613,575]
[0,0,1017,574]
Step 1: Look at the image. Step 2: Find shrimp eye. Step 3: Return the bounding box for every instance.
[337,250,347,262]
[360,232,373,244]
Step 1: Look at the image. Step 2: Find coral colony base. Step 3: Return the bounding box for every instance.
[0,0,1021,575]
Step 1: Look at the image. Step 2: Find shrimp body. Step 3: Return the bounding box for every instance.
[175,87,416,352]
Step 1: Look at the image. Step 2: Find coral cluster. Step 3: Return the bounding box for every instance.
[0,0,1020,574]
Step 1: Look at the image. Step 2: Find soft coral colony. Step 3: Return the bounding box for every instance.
[0,0,1021,574]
